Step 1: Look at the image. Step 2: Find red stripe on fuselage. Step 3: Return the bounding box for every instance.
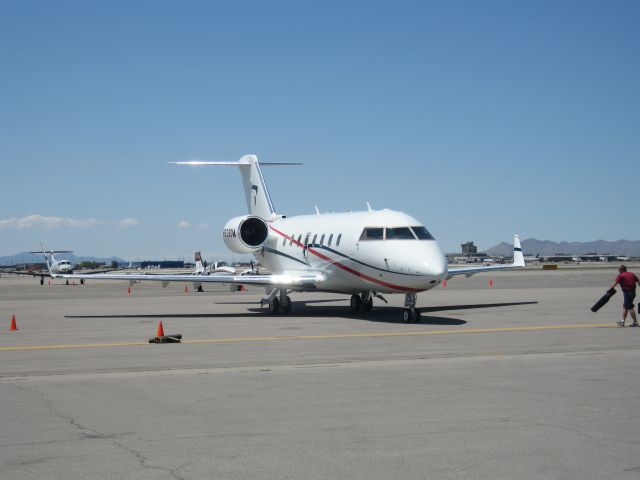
[268,225,422,293]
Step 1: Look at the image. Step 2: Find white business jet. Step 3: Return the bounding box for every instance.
[3,249,74,285]
[56,155,524,322]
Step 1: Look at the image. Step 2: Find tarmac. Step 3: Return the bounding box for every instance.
[1,266,639,479]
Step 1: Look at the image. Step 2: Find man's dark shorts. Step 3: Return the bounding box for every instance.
[623,291,636,309]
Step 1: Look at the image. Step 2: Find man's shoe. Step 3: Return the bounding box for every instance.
[630,323,639,327]
[617,320,625,327]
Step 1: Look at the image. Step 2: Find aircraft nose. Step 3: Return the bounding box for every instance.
[420,242,447,278]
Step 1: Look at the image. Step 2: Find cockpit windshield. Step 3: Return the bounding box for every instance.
[359,226,435,241]
[385,227,414,240]
[411,226,434,240]
[359,227,384,240]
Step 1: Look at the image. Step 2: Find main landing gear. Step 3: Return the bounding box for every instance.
[350,292,373,313]
[262,289,293,315]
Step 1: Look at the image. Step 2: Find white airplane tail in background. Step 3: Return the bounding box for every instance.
[513,235,525,267]
[172,155,302,219]
[194,251,204,274]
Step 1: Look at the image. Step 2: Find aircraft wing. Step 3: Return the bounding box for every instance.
[76,268,122,275]
[447,235,525,278]
[0,268,50,278]
[55,271,324,289]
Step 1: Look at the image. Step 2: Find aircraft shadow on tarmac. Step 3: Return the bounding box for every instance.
[65,301,537,325]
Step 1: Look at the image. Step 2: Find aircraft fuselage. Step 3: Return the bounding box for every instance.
[253,209,448,294]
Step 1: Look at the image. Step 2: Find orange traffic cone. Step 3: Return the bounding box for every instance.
[9,315,18,331]
[156,321,165,337]
[489,279,493,288]
[128,287,131,295]
[442,280,447,288]
[48,279,51,286]
[184,285,189,293]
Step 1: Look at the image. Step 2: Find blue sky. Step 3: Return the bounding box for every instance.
[1,0,638,261]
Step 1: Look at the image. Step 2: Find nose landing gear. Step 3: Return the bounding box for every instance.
[402,293,421,323]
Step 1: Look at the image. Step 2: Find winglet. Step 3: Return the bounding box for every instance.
[513,235,525,267]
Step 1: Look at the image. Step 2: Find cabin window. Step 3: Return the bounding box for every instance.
[320,234,325,245]
[282,235,287,246]
[312,234,317,245]
[328,234,333,246]
[290,235,293,246]
[297,234,302,245]
[304,233,310,247]
[386,227,415,240]
[336,234,342,246]
[359,227,384,241]
[411,226,435,240]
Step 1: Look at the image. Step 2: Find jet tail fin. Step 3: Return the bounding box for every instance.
[40,243,54,276]
[512,235,525,267]
[171,155,302,219]
[194,251,204,274]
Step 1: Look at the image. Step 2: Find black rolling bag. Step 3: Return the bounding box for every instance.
[591,288,617,313]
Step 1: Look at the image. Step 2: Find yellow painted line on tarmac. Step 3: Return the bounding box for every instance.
[0,341,147,351]
[183,323,615,345]
[0,323,615,352]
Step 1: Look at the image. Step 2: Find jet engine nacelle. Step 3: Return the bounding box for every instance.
[223,215,269,254]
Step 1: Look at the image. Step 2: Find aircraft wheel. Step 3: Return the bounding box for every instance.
[40,277,44,286]
[280,296,292,314]
[80,279,84,285]
[66,279,69,286]
[414,311,421,323]
[402,309,413,323]
[268,297,280,315]
[350,294,362,313]
[197,285,204,293]
[362,297,373,313]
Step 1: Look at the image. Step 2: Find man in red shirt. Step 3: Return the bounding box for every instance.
[610,265,640,327]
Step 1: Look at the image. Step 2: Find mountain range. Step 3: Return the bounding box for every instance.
[0,252,126,266]
[486,239,640,257]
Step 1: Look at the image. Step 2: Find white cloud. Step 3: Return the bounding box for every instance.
[178,220,208,229]
[117,218,140,228]
[0,214,102,230]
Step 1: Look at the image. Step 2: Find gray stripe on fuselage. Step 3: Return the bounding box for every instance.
[309,244,426,277]
[263,246,309,266]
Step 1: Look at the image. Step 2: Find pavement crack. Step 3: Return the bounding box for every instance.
[112,440,188,480]
[7,383,187,479]
[9,383,108,440]
[529,420,612,442]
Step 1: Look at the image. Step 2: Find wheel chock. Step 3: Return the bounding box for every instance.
[148,334,182,344]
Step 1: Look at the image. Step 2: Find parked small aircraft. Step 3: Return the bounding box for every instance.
[56,155,524,322]
[3,250,75,284]
[4,248,120,285]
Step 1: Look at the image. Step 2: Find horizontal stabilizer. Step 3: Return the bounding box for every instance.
[171,155,302,219]
[170,161,303,166]
[30,250,72,254]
